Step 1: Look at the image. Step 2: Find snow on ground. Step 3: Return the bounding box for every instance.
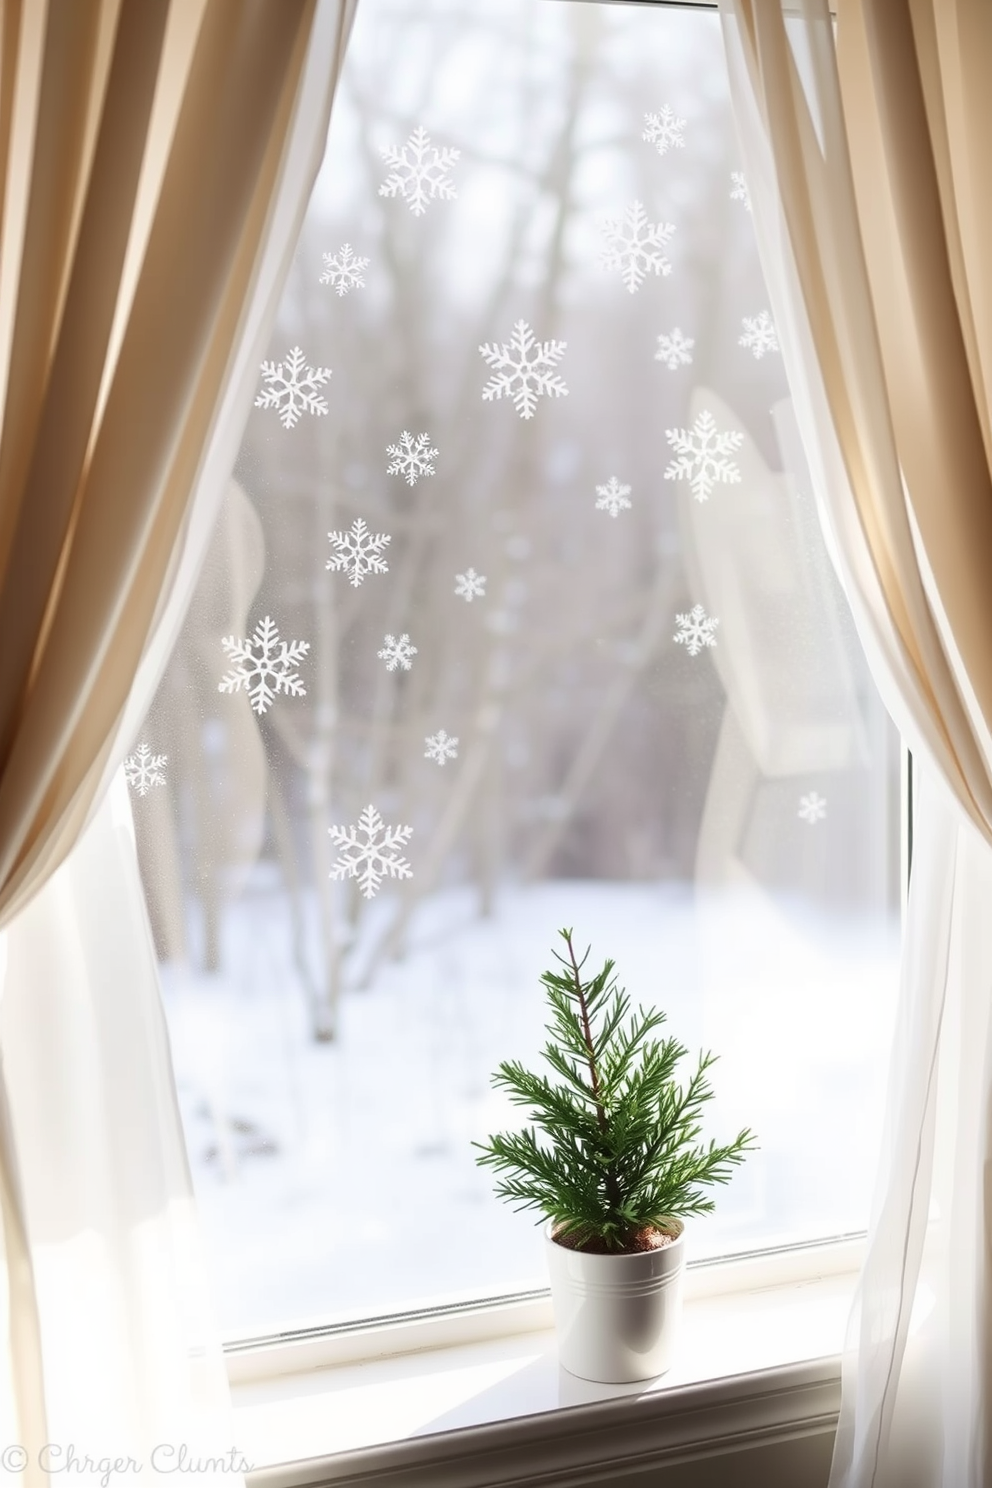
[160,876,899,1338]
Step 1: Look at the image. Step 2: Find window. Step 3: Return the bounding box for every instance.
[130,0,900,1340]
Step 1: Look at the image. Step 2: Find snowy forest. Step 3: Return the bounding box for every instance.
[129,0,902,1334]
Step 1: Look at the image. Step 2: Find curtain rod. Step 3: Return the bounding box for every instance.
[544,1,838,11]
[543,2,720,8]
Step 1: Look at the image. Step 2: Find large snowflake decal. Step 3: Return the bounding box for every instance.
[674,604,719,657]
[798,791,827,825]
[424,729,459,766]
[218,615,309,715]
[329,804,413,900]
[599,201,675,294]
[479,319,568,419]
[739,311,779,360]
[730,171,752,212]
[386,431,439,486]
[642,105,687,157]
[379,126,460,216]
[255,346,332,430]
[319,243,369,296]
[124,743,167,797]
[655,327,695,371]
[454,568,487,602]
[326,518,391,587]
[378,633,418,672]
[595,476,632,518]
[664,410,744,502]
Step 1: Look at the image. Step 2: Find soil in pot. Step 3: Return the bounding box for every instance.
[551,1224,677,1255]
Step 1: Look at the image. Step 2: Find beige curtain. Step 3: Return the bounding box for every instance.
[0,0,355,1474]
[720,1,992,1483]
[724,0,992,835]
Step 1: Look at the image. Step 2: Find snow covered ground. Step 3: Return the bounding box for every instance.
[160,874,899,1338]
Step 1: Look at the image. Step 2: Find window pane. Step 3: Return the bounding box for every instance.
[131,0,900,1336]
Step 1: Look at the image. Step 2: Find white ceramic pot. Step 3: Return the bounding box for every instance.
[545,1219,686,1383]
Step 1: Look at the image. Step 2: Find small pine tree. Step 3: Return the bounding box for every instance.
[475,928,756,1253]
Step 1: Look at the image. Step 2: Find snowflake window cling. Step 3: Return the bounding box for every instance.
[654,328,694,371]
[479,319,568,420]
[730,171,752,212]
[598,200,675,294]
[329,804,413,900]
[664,409,744,503]
[378,126,460,216]
[386,431,439,487]
[738,311,779,360]
[673,605,719,657]
[319,244,369,296]
[798,792,827,825]
[123,743,167,797]
[218,615,310,716]
[424,730,459,766]
[454,568,487,602]
[595,477,632,518]
[326,518,391,587]
[377,633,418,672]
[255,345,332,429]
[642,105,686,157]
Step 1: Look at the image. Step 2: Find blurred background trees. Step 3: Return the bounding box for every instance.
[136,0,897,1044]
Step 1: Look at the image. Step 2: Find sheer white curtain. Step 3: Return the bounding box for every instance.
[719,3,992,1485]
[0,2,356,1481]
[0,777,235,1480]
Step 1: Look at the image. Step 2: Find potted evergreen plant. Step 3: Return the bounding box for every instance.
[475,929,756,1382]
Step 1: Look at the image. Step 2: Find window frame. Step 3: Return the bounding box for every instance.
[224,1230,866,1383]
[201,0,908,1386]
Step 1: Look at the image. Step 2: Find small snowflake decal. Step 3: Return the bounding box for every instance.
[326,518,391,587]
[319,243,369,296]
[218,615,309,715]
[386,431,439,486]
[455,568,487,602]
[595,476,632,518]
[664,410,744,502]
[124,743,167,797]
[378,633,417,672]
[642,105,686,157]
[674,604,719,657]
[739,311,779,360]
[329,804,413,900]
[479,319,568,419]
[798,791,827,825]
[425,729,459,766]
[655,327,695,371]
[599,200,675,294]
[255,346,331,429]
[730,172,752,212]
[379,126,460,216]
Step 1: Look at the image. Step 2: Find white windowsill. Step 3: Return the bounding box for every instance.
[233,1239,858,1486]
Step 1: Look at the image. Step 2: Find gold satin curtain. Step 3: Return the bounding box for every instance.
[730,0,992,838]
[0,0,344,1466]
[724,4,992,1481]
[0,0,322,925]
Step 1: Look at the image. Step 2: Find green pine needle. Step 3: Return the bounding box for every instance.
[474,928,756,1253]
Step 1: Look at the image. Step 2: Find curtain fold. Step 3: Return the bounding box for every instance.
[0,0,316,918]
[719,1,992,1483]
[0,0,357,1478]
